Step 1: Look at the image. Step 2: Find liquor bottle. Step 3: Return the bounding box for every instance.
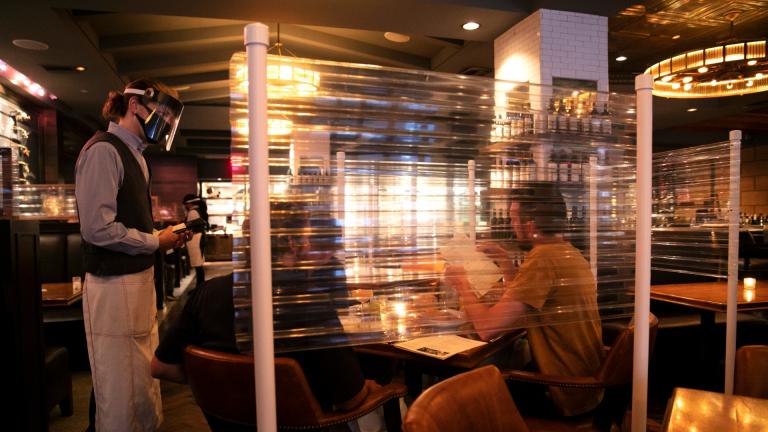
[523,103,533,135]
[601,103,612,135]
[558,149,569,183]
[556,99,567,132]
[580,101,590,133]
[547,99,557,132]
[571,152,581,183]
[590,102,601,133]
[568,100,579,133]
[548,150,558,182]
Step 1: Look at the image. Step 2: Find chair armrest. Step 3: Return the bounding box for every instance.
[500,369,605,389]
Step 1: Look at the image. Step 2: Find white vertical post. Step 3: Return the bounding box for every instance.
[724,129,741,394]
[336,151,345,222]
[589,155,598,279]
[633,74,653,432]
[245,23,276,432]
[468,160,476,242]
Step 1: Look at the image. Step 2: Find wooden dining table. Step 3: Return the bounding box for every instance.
[650,281,768,389]
[355,329,525,398]
[662,387,768,431]
[41,282,82,307]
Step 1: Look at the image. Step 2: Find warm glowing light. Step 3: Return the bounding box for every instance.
[393,302,407,317]
[646,39,768,97]
[687,108,697,112]
[744,277,756,290]
[75,66,86,72]
[616,56,627,62]
[683,83,692,91]
[672,35,681,40]
[745,289,755,302]
[462,22,480,31]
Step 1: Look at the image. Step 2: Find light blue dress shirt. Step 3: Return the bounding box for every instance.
[75,122,159,255]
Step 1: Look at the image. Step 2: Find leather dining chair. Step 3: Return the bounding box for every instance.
[735,345,768,398]
[402,364,530,432]
[183,345,408,431]
[502,314,660,431]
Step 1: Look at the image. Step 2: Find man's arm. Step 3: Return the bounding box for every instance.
[151,356,187,383]
[444,264,526,341]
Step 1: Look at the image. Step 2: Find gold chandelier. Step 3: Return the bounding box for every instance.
[646,39,767,98]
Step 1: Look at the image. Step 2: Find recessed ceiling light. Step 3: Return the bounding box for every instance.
[711,79,718,86]
[75,66,86,72]
[672,34,681,40]
[12,39,49,50]
[462,22,480,31]
[747,80,754,87]
[747,60,757,66]
[384,32,410,43]
[683,83,692,91]
[697,66,708,73]
[661,75,674,82]
[672,83,681,89]
[615,56,627,62]
[757,73,764,78]
[682,76,693,83]
[687,108,697,112]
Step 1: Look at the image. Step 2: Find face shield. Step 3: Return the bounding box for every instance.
[124,87,184,151]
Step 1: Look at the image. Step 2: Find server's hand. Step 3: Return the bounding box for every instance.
[158,226,185,252]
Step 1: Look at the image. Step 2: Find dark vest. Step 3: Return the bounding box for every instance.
[78,131,155,276]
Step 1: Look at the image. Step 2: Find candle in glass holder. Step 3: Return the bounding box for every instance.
[744,277,757,290]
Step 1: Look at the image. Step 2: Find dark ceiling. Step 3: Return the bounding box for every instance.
[1,0,767,156]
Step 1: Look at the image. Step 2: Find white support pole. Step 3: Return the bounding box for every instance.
[245,23,276,432]
[633,74,653,432]
[336,151,345,222]
[724,130,741,394]
[589,155,598,279]
[468,160,476,242]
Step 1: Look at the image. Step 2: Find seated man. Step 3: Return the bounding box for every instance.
[444,182,603,417]
[151,206,379,414]
[150,274,376,412]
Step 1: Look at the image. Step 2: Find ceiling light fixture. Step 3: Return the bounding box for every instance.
[12,39,49,50]
[645,22,767,98]
[616,56,627,62]
[672,35,681,40]
[687,108,697,112]
[462,22,480,31]
[384,32,410,43]
[0,58,55,100]
[75,66,86,72]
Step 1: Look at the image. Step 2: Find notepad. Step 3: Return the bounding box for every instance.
[393,335,486,360]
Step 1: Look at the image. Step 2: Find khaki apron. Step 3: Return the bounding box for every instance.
[83,267,163,431]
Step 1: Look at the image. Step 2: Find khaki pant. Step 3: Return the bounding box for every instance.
[83,267,162,432]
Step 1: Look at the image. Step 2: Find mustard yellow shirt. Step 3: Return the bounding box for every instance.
[502,242,604,416]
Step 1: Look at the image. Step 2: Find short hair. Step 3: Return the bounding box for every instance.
[508,182,567,235]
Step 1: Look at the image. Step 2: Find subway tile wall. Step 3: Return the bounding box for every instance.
[494,9,608,92]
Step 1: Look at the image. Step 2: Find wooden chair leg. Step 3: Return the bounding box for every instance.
[382,398,402,432]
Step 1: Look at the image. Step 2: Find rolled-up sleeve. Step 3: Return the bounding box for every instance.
[75,142,159,255]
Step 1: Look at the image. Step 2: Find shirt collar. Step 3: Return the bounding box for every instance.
[107,121,148,153]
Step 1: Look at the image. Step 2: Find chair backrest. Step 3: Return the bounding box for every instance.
[735,345,768,398]
[183,346,256,428]
[595,314,659,387]
[274,357,327,427]
[403,365,529,432]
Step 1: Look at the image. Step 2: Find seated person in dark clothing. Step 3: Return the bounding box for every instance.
[151,206,378,412]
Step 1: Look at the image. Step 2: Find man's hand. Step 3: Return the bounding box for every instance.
[158,226,185,252]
